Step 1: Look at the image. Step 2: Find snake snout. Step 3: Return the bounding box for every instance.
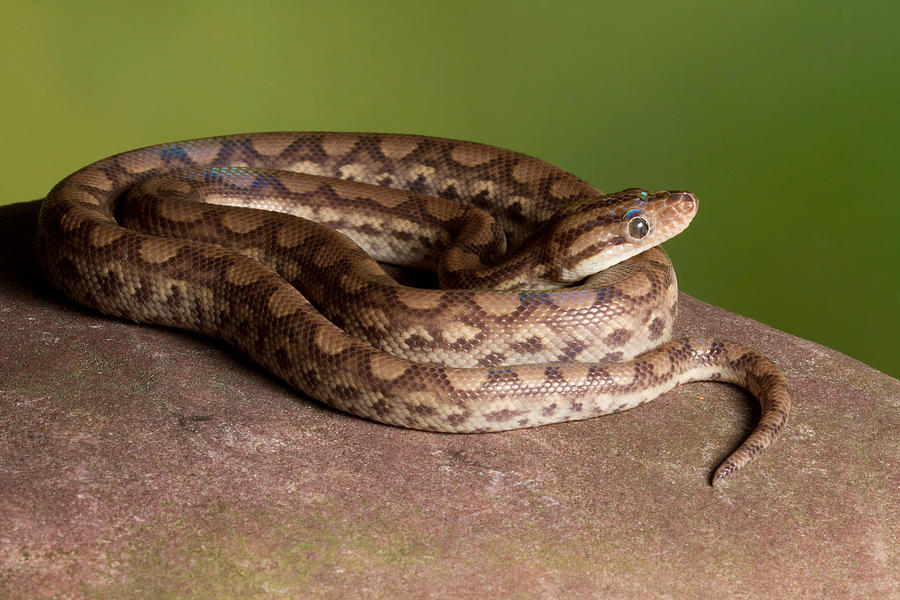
[666,190,699,218]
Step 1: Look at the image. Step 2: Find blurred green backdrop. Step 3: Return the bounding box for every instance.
[2,1,897,377]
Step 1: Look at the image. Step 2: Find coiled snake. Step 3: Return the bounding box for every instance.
[36,132,790,485]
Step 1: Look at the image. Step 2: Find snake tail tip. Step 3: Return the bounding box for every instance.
[711,462,737,488]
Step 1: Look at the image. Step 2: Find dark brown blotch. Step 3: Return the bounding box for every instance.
[605,328,632,348]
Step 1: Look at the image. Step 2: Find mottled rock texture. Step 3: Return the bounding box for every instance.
[1,200,897,599]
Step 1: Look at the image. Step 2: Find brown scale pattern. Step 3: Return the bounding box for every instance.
[36,132,791,485]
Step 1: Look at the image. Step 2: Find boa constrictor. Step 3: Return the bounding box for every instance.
[36,132,790,485]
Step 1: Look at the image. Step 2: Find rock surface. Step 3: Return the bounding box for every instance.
[1,200,897,599]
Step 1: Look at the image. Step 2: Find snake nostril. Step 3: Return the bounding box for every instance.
[674,192,698,216]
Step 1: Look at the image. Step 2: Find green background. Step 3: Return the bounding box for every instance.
[2,1,897,377]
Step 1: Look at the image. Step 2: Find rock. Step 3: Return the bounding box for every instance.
[1,200,896,599]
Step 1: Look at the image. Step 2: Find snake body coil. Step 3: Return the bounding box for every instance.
[36,132,791,485]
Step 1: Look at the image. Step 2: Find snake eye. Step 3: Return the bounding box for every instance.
[628,216,650,240]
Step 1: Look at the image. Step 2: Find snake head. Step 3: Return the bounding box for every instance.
[542,189,698,283]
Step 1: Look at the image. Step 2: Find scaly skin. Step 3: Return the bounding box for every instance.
[37,132,790,485]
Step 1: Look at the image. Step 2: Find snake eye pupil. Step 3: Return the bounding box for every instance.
[628,217,650,239]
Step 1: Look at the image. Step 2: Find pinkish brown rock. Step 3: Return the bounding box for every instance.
[1,200,897,599]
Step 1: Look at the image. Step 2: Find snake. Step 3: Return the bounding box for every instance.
[36,132,791,485]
